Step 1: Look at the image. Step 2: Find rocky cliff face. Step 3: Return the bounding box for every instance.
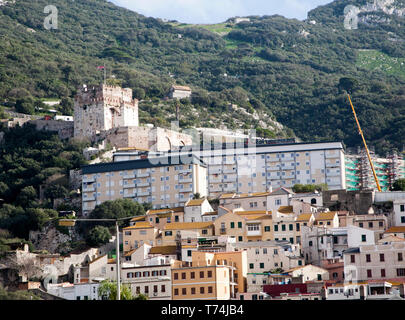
[358,0,405,24]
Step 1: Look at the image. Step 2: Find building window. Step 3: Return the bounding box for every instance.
[367,270,372,278]
[230,222,235,229]
[202,229,208,235]
[238,222,242,228]
[165,231,172,236]
[200,271,204,278]
[380,254,385,262]
[361,235,367,242]
[187,250,192,257]
[368,222,373,228]
[263,248,268,254]
[208,287,213,294]
[397,268,405,277]
[161,285,165,293]
[381,269,386,278]
[200,287,205,294]
[309,241,313,247]
[191,287,196,295]
[174,273,178,280]
[398,253,403,262]
[182,272,186,280]
[281,225,286,231]
[264,226,270,232]
[274,225,279,232]
[182,288,187,295]
[401,217,405,224]
[289,224,293,231]
[144,286,149,294]
[174,288,179,296]
[208,271,212,278]
[350,255,355,263]
[249,263,254,269]
[366,254,371,263]
[238,236,243,242]
[359,223,363,228]
[401,205,405,212]
[191,272,195,279]
[260,263,264,269]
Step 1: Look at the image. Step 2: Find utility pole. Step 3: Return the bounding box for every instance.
[59,215,140,300]
[116,221,120,300]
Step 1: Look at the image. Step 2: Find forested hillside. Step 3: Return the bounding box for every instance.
[0,0,404,154]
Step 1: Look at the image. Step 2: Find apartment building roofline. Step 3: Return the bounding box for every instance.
[82,154,206,174]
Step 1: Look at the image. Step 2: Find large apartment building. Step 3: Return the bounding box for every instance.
[81,155,207,215]
[113,141,347,198]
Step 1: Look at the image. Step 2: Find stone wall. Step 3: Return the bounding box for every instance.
[29,120,74,140]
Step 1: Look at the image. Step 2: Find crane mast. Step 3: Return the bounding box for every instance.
[347,94,382,192]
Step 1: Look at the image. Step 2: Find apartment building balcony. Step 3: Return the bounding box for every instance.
[83,185,95,192]
[179,169,192,174]
[209,169,222,174]
[266,166,281,171]
[179,178,193,183]
[223,168,237,174]
[137,172,150,178]
[123,174,136,179]
[223,177,237,183]
[83,196,96,202]
[223,187,236,193]
[137,191,150,196]
[326,162,340,168]
[210,187,222,193]
[137,182,150,187]
[283,164,296,170]
[83,176,96,183]
[123,183,136,188]
[327,172,341,177]
[210,178,222,183]
[124,193,136,198]
[180,188,193,193]
[325,154,339,159]
[283,174,295,179]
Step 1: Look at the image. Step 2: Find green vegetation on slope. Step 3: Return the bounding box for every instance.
[0,0,404,154]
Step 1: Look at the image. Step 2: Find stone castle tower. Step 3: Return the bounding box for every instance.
[74,84,139,138]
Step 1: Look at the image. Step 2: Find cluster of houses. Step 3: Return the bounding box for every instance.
[3,185,404,301]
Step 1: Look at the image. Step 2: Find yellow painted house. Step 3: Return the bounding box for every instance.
[162,222,214,245]
[123,221,159,253]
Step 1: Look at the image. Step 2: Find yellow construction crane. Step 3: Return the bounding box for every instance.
[347,94,382,192]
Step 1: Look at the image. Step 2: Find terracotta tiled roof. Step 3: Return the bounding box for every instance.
[147,207,184,215]
[278,206,294,214]
[296,213,313,222]
[149,246,177,255]
[164,222,214,230]
[315,212,337,221]
[172,85,191,91]
[123,221,154,230]
[185,198,206,207]
[124,249,137,257]
[202,211,218,216]
[130,215,146,222]
[384,226,405,233]
[219,192,271,199]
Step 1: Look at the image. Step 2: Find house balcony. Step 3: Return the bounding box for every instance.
[247,229,262,237]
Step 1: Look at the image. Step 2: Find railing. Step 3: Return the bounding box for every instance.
[83,176,96,183]
[123,183,136,188]
[137,172,150,178]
